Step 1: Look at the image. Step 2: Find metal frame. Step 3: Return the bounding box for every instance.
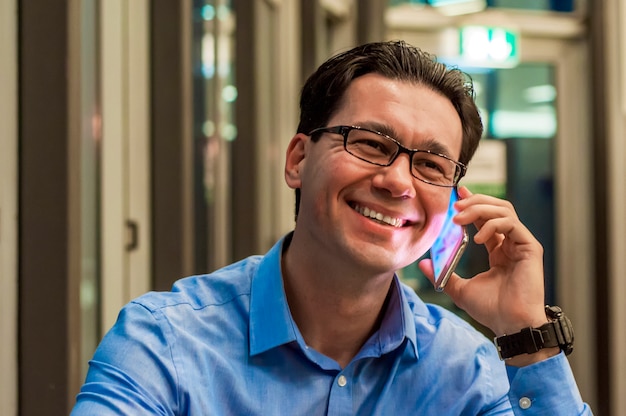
[100,0,151,334]
[595,1,626,414]
[233,0,302,260]
[0,0,18,413]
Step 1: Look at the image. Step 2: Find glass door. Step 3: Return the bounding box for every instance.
[402,63,558,322]
[192,0,236,272]
[386,4,596,409]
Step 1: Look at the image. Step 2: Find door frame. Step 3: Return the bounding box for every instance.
[0,0,18,413]
[100,0,151,334]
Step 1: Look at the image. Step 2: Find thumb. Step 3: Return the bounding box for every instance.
[418,258,465,302]
[417,258,434,285]
[437,271,465,303]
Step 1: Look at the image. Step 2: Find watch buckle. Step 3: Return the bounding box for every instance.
[521,327,545,354]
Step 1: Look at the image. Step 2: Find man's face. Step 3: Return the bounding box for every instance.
[285,73,464,274]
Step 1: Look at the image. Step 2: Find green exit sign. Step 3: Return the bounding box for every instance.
[460,26,519,68]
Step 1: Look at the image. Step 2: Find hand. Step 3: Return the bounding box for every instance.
[419,187,555,364]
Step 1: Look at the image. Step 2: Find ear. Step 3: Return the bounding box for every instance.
[284,133,308,190]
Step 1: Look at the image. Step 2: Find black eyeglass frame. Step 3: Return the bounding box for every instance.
[308,125,467,188]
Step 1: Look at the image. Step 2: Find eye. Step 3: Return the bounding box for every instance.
[416,160,444,172]
[413,155,448,177]
[358,138,387,151]
[348,131,395,156]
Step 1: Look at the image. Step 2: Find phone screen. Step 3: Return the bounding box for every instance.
[430,188,469,292]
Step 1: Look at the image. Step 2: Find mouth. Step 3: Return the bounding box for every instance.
[351,203,407,228]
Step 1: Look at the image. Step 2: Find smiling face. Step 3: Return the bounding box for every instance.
[285,73,463,274]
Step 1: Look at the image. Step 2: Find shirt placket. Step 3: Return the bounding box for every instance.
[326,368,354,416]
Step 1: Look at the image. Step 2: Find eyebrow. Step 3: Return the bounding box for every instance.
[353,120,455,157]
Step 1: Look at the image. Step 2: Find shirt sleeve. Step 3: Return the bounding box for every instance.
[70,302,180,415]
[506,352,593,415]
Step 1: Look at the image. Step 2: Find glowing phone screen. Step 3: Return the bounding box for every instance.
[431,188,468,292]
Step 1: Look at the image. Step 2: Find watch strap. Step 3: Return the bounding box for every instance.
[494,305,574,360]
[494,323,559,360]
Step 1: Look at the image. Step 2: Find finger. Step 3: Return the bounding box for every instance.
[454,199,529,244]
[454,203,511,252]
[456,189,516,213]
[456,185,473,200]
[433,269,470,310]
[473,217,514,245]
[475,228,506,253]
[418,258,469,304]
[454,187,498,232]
[417,258,434,284]
[474,216,536,248]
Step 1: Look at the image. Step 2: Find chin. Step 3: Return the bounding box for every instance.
[356,244,422,273]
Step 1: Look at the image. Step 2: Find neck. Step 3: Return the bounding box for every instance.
[281,231,394,368]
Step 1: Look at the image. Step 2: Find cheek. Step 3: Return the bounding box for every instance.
[306,153,358,194]
[300,159,343,214]
[426,210,448,239]
[416,200,450,250]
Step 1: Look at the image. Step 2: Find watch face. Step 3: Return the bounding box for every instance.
[546,305,574,355]
[545,305,563,319]
[558,315,575,355]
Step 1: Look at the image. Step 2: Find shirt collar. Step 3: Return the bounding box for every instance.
[371,275,418,359]
[249,233,418,360]
[249,234,298,356]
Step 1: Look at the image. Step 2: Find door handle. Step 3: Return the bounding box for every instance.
[125,219,139,251]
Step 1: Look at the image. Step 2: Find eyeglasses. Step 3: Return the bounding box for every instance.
[308,125,466,187]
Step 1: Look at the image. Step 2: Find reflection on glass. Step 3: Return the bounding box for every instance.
[387,0,575,12]
[193,0,236,272]
[402,63,558,334]
[465,64,557,139]
[79,0,101,381]
[487,0,574,12]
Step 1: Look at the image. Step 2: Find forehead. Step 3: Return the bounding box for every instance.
[332,74,463,158]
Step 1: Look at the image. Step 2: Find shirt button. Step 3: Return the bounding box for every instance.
[519,397,532,409]
[337,375,347,387]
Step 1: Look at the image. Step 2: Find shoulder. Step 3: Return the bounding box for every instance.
[399,281,498,359]
[102,255,266,357]
[133,255,264,313]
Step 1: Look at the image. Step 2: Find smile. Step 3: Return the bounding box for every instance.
[352,204,404,228]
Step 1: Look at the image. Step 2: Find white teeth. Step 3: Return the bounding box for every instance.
[354,204,403,228]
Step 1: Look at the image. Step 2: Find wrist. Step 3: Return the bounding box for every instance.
[493,305,574,363]
[504,346,560,367]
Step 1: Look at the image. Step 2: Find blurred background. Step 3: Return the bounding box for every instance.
[1,0,625,414]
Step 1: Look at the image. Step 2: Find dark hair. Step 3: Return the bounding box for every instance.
[294,40,483,217]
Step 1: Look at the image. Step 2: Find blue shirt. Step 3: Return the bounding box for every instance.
[72,235,591,415]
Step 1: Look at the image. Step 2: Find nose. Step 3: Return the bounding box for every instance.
[371,153,416,198]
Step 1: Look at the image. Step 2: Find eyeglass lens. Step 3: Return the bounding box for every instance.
[344,128,459,186]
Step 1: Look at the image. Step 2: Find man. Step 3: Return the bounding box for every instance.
[72,41,591,414]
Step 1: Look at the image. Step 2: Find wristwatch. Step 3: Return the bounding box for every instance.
[494,305,574,360]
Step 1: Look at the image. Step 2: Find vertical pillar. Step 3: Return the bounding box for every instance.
[19,0,82,413]
[0,0,18,413]
[151,0,195,290]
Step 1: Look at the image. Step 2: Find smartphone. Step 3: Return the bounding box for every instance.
[430,188,469,292]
